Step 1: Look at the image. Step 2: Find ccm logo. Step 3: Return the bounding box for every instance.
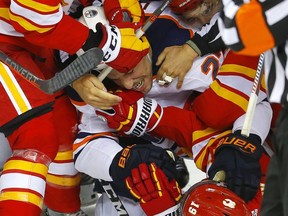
[103,26,118,61]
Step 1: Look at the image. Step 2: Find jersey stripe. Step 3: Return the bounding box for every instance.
[0,62,32,114]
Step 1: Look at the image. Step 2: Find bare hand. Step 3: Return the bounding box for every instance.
[156,44,198,89]
[71,74,121,109]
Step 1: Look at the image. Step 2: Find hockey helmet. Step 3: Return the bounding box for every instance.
[180,180,251,216]
[78,5,109,70]
[169,0,204,14]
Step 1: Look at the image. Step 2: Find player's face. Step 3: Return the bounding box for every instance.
[180,1,220,29]
[107,54,153,94]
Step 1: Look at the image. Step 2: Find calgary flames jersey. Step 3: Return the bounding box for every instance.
[0,0,89,54]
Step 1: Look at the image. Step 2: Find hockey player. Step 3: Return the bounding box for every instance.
[69,1,272,215]
[0,0,149,215]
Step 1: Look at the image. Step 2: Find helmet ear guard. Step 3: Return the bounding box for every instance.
[180,180,251,216]
[78,5,109,70]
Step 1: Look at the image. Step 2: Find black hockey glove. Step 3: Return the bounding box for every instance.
[208,130,263,202]
[175,156,189,189]
[109,144,179,198]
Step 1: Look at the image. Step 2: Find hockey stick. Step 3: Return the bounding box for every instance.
[241,53,265,137]
[0,48,103,94]
[98,179,129,216]
[97,0,173,82]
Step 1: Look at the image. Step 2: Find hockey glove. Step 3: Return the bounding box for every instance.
[208,130,263,202]
[96,90,163,137]
[126,163,181,216]
[109,144,178,197]
[175,157,190,189]
[104,0,145,29]
[80,22,150,73]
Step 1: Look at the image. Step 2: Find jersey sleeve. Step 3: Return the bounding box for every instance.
[218,0,288,55]
[151,106,221,149]
[7,0,89,54]
[187,13,227,56]
[191,51,267,129]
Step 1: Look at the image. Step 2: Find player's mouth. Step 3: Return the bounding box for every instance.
[133,80,144,90]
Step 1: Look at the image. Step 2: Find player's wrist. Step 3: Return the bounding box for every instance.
[185,39,201,56]
[186,33,211,57]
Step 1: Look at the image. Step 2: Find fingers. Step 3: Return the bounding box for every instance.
[155,166,181,201]
[91,90,122,110]
[156,46,194,87]
[176,73,185,89]
[212,170,226,182]
[125,163,157,203]
[72,74,122,109]
[156,47,181,80]
[155,49,167,81]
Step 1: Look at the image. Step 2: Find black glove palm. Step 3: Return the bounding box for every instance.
[208,131,263,202]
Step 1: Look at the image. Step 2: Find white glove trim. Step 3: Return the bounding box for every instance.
[125,97,157,137]
[102,25,121,63]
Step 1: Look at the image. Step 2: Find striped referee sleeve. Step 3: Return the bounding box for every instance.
[218,0,288,105]
[218,0,288,56]
[265,42,288,105]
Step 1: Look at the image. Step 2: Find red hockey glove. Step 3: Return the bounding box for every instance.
[109,144,179,199]
[104,0,145,29]
[96,90,163,136]
[208,130,263,203]
[126,163,181,216]
[81,23,150,73]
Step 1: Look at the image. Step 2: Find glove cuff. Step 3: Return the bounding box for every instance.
[147,104,163,132]
[125,98,162,137]
[154,204,181,216]
[141,193,177,216]
[80,24,121,63]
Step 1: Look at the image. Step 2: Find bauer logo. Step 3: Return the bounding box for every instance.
[84,9,98,18]
[218,136,257,154]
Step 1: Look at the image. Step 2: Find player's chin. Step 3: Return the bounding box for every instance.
[140,82,153,94]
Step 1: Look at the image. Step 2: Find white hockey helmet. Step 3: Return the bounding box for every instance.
[78,5,109,71]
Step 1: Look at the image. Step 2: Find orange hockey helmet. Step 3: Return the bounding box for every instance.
[180,180,251,216]
[169,0,204,14]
